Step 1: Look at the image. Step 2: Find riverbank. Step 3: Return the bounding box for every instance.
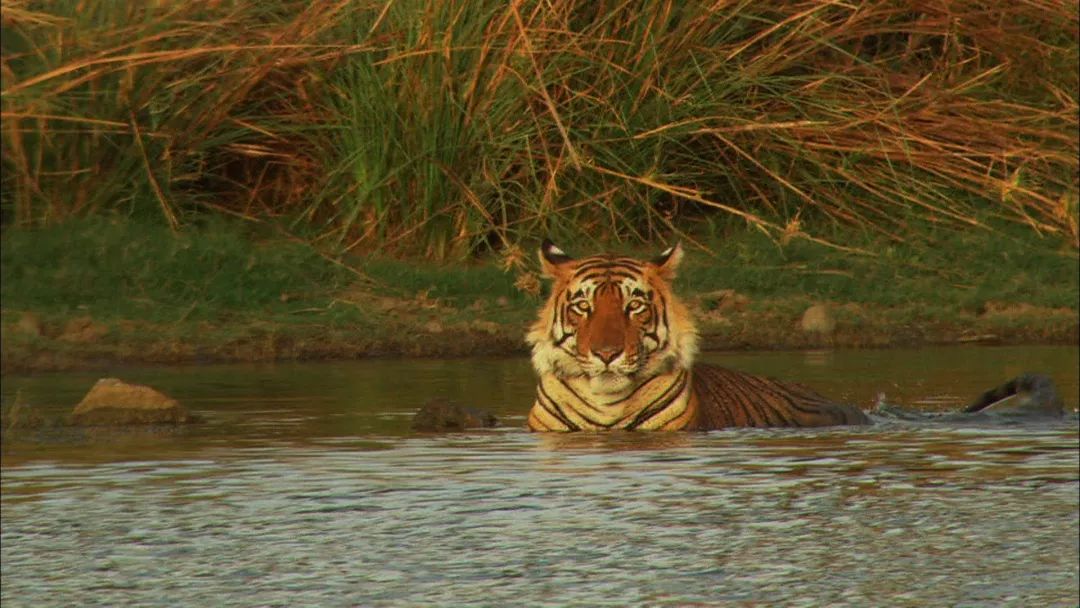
[2,218,1076,374]
[3,295,1076,374]
[4,2,1076,374]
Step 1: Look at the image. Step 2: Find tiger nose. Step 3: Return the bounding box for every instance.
[593,346,623,364]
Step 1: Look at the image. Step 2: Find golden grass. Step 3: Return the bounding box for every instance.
[2,0,1077,256]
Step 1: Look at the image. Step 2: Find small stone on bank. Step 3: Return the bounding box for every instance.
[800,304,836,334]
[14,312,44,337]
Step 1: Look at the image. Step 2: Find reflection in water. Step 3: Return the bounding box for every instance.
[1,346,1078,606]
[533,430,696,452]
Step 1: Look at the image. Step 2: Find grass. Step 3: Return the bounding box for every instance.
[0,215,353,322]
[679,217,1079,310]
[1,0,1077,259]
[1,1,1077,369]
[1,216,1074,372]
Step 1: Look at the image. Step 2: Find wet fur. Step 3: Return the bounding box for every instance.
[526,242,868,431]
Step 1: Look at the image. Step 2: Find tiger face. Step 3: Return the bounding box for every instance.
[527,241,699,397]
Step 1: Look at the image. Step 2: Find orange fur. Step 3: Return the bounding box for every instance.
[526,242,868,431]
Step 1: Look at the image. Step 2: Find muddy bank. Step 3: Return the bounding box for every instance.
[2,298,1076,373]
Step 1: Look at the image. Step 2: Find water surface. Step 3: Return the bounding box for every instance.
[2,346,1078,606]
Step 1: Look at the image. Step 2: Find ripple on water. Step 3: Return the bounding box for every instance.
[2,426,1078,607]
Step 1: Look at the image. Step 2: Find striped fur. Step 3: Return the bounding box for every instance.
[526,241,869,431]
[687,364,868,429]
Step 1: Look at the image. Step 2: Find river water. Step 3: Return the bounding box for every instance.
[2,346,1078,607]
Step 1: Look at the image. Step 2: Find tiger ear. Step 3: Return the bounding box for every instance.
[649,242,683,279]
[539,239,574,278]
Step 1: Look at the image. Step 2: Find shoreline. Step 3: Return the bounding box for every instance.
[4,220,1077,375]
[4,303,1076,374]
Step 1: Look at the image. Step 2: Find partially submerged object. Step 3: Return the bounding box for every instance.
[411,398,498,432]
[962,372,1064,417]
[70,378,195,426]
[874,372,1067,424]
[525,241,876,431]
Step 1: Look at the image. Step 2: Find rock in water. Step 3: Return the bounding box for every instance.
[71,378,193,426]
[411,399,498,432]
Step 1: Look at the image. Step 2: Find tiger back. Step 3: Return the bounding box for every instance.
[525,240,870,431]
[687,364,868,429]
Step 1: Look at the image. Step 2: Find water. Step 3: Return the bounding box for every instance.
[2,346,1078,607]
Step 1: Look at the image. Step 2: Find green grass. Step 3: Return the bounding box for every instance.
[0,215,353,322]
[4,216,1073,321]
[1,217,1074,370]
[361,257,527,306]
[673,216,1078,309]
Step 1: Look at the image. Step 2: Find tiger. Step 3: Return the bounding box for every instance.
[525,240,871,432]
[524,241,1067,432]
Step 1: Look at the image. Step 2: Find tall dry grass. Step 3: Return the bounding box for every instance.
[2,0,1077,257]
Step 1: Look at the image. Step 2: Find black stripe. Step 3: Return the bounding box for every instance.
[739,375,810,424]
[723,375,772,426]
[553,378,617,428]
[577,271,637,283]
[625,371,688,430]
[536,385,580,431]
[738,375,799,423]
[550,292,566,342]
[573,259,644,274]
[529,414,549,431]
[656,293,669,350]
[552,295,573,346]
[742,374,825,416]
[628,375,689,430]
[753,381,800,426]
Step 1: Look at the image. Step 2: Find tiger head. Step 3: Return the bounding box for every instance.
[526,241,699,396]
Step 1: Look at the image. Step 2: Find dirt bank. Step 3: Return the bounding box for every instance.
[3,296,1076,374]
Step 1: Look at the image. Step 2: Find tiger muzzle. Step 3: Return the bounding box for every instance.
[582,287,635,369]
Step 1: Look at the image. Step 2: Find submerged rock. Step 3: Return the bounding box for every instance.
[411,399,497,432]
[71,378,194,426]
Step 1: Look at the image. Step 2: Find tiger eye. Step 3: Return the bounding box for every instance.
[570,301,591,315]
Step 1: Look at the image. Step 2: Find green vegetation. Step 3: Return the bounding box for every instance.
[6,216,1073,321]
[1,1,1076,369]
[682,218,1079,310]
[1,217,1074,371]
[2,0,1077,258]
[0,216,350,321]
